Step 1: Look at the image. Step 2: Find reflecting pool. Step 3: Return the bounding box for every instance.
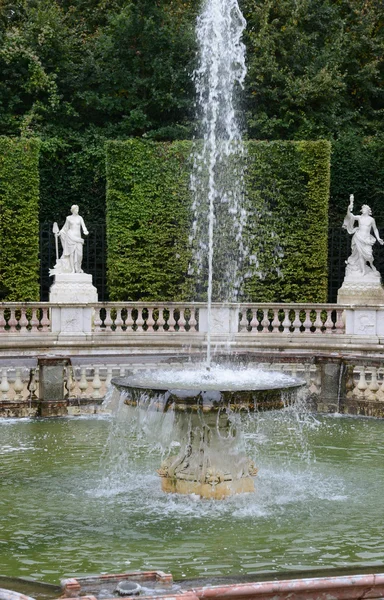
[0,412,383,584]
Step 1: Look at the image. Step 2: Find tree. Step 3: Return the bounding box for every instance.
[242,0,384,140]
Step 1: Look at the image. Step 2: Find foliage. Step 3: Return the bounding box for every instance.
[330,132,384,223]
[106,139,330,302]
[39,130,107,224]
[1,0,382,143]
[243,140,331,302]
[106,139,192,301]
[0,137,40,301]
[242,0,384,140]
[0,0,198,139]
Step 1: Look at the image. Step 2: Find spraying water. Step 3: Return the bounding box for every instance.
[190,0,248,367]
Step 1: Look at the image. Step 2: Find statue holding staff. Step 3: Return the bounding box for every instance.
[50,205,89,275]
[343,194,383,278]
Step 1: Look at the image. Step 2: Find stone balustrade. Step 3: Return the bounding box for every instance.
[94,303,201,333]
[239,304,345,334]
[2,360,384,404]
[0,364,137,403]
[0,302,347,335]
[0,304,51,333]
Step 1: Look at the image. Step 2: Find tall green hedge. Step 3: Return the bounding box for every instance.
[106,139,192,301]
[106,138,330,302]
[0,137,40,301]
[244,140,331,302]
[39,132,107,225]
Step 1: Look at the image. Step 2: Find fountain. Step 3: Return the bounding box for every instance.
[112,366,302,499]
[111,0,304,498]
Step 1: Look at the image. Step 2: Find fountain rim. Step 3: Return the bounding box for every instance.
[111,373,305,394]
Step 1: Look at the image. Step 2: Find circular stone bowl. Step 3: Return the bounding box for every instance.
[111,367,305,413]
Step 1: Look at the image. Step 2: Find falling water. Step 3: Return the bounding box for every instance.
[190,0,248,368]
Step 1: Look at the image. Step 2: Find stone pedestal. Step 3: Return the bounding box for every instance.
[337,272,384,305]
[49,273,98,335]
[157,411,257,499]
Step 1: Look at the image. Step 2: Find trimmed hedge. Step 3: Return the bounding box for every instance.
[244,140,331,302]
[0,137,40,301]
[106,139,192,301]
[106,138,330,302]
[39,133,107,225]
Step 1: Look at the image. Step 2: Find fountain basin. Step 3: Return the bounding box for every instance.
[111,366,304,499]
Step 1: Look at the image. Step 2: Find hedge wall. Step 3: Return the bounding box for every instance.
[39,132,107,225]
[106,139,192,301]
[0,137,40,301]
[106,138,330,302]
[244,140,331,302]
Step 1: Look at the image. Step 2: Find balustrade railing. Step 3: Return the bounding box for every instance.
[0,302,348,335]
[0,304,51,333]
[239,304,345,334]
[2,362,384,406]
[93,303,201,333]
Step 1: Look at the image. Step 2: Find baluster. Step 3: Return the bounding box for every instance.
[8,309,18,332]
[334,309,345,333]
[0,369,10,401]
[104,308,113,332]
[125,307,134,331]
[31,307,40,331]
[105,366,113,388]
[313,309,323,333]
[282,309,291,333]
[238,309,247,332]
[0,308,6,332]
[302,309,312,333]
[353,366,367,398]
[249,309,259,333]
[146,308,155,332]
[92,367,102,399]
[94,308,103,331]
[271,308,280,333]
[114,308,123,332]
[13,368,24,400]
[19,309,29,333]
[366,367,379,401]
[292,309,302,333]
[324,309,334,333]
[136,307,145,331]
[40,307,50,332]
[167,308,176,332]
[261,310,270,333]
[79,367,89,397]
[155,307,165,332]
[119,366,126,377]
[177,308,186,332]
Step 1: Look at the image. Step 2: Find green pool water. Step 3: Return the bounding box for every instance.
[0,411,383,585]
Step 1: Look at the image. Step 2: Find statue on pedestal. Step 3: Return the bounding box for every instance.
[50,205,89,275]
[343,194,383,278]
[338,194,384,305]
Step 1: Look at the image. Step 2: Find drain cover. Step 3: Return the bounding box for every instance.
[115,581,142,596]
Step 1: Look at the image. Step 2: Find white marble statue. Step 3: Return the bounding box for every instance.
[50,205,89,275]
[343,194,383,279]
